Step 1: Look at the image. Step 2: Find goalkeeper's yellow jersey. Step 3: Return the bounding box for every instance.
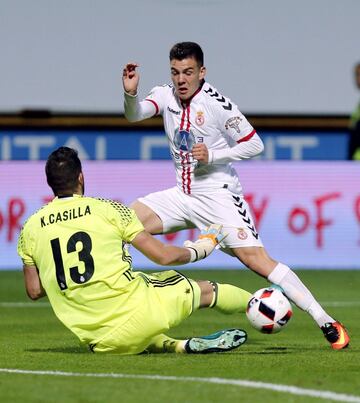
[17,195,145,344]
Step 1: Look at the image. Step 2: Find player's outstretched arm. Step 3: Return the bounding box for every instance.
[123,62,156,122]
[131,224,225,266]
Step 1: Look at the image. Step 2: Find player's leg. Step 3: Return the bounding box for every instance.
[185,280,248,352]
[92,269,248,355]
[144,333,186,353]
[189,190,350,349]
[145,271,248,353]
[232,245,332,321]
[130,200,164,234]
[196,279,251,313]
[144,329,247,354]
[130,187,193,235]
[231,245,350,349]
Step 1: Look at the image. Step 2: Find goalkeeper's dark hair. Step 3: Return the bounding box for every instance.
[169,42,204,67]
[46,147,82,195]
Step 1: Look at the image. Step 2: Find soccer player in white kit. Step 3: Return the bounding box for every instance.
[122,42,349,349]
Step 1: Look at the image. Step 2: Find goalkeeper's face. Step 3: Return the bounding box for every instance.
[170,57,206,101]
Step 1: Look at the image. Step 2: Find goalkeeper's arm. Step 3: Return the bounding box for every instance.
[131,224,225,266]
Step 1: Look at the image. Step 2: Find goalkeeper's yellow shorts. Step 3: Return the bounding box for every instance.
[92,270,198,355]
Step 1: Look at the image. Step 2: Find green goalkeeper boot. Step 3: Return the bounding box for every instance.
[185,328,247,354]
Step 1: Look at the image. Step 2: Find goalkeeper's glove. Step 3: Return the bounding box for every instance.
[184,224,227,263]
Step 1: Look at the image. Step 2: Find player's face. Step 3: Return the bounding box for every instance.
[170,57,206,101]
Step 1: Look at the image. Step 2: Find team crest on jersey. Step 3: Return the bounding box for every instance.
[237,228,248,240]
[174,128,196,151]
[225,116,242,133]
[195,111,205,126]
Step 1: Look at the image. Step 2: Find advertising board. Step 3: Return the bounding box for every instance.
[1,161,359,270]
[0,130,348,160]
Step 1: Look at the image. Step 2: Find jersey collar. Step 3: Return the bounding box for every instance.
[56,194,83,200]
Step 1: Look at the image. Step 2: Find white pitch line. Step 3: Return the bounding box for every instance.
[0,368,359,402]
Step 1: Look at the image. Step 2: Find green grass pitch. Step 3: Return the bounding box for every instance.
[0,269,359,403]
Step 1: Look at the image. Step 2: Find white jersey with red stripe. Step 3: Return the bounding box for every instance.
[125,81,261,195]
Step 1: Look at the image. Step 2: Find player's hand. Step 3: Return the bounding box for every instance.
[191,143,209,164]
[184,224,227,262]
[198,224,227,244]
[122,62,140,96]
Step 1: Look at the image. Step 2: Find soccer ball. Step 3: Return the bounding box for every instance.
[246,287,293,334]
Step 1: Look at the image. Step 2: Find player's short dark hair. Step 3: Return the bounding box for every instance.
[46,147,82,195]
[169,42,204,67]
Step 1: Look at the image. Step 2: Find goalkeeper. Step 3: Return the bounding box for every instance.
[17,147,250,355]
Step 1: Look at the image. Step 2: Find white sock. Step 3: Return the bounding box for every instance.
[268,263,334,327]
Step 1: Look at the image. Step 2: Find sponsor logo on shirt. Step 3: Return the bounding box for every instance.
[167,106,181,115]
[225,116,242,133]
[174,128,196,151]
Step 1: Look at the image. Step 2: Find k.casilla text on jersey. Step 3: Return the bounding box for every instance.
[41,205,91,227]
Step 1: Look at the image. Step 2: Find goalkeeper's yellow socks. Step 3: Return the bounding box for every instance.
[210,283,252,314]
[145,334,186,353]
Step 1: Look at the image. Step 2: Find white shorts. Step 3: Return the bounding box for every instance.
[138,186,263,249]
